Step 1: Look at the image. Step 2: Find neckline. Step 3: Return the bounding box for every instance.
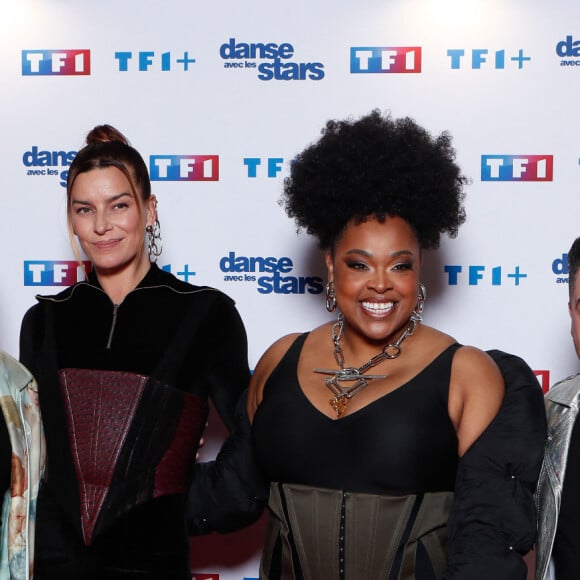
[88,261,157,290]
[295,339,460,423]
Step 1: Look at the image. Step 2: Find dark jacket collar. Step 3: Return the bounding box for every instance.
[37,262,210,303]
[87,262,160,290]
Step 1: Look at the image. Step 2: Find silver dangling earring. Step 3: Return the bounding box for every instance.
[146,218,163,262]
[412,283,426,322]
[325,281,337,312]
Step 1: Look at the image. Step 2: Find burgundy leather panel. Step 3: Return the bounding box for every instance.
[59,368,147,545]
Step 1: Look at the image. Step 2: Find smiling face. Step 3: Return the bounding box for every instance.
[326,215,421,347]
[69,166,155,276]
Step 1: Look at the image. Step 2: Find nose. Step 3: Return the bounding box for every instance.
[368,269,392,292]
[94,210,112,235]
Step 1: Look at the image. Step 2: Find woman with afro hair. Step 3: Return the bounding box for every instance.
[243,111,546,579]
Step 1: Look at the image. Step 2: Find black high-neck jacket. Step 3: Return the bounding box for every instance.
[20,263,250,580]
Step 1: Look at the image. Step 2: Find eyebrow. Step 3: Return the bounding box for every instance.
[344,249,415,258]
[71,192,132,205]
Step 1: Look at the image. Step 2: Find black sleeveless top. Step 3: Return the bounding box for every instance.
[253,334,460,495]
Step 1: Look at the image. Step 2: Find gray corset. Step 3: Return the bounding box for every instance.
[261,482,453,580]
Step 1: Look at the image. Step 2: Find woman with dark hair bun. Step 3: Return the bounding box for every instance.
[245,110,546,579]
[19,125,253,579]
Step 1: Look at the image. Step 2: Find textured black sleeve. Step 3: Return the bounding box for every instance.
[199,294,251,432]
[442,350,547,580]
[187,389,268,535]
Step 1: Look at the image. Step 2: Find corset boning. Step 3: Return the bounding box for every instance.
[261,482,453,580]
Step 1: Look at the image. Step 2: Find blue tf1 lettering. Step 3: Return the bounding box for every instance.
[244,158,284,177]
[161,264,197,282]
[444,265,527,286]
[115,51,196,71]
[447,48,531,69]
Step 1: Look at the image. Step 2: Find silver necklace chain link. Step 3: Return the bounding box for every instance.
[331,313,418,372]
[314,311,421,417]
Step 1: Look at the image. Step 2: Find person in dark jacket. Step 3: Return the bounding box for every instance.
[19,125,253,580]
[241,111,546,579]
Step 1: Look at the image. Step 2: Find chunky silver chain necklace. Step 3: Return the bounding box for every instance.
[314,313,419,418]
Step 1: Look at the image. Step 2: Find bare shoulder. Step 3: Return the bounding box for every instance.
[252,333,303,385]
[449,345,505,456]
[452,345,504,381]
[247,332,303,420]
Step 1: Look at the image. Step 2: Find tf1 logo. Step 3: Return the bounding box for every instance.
[24,261,91,286]
[22,50,90,75]
[350,47,421,73]
[150,156,219,181]
[481,155,553,182]
[534,370,550,394]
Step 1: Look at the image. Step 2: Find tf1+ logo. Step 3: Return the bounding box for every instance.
[24,261,91,286]
[447,48,531,69]
[481,155,553,182]
[149,156,219,181]
[444,265,527,286]
[350,47,421,73]
[114,51,196,71]
[22,50,90,75]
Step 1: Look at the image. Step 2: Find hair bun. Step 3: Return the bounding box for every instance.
[85,124,130,146]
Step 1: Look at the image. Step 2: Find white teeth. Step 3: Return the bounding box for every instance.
[362,301,393,313]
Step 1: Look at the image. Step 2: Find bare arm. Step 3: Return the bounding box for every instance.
[448,346,505,456]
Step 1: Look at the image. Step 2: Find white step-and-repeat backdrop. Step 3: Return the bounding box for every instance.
[2,0,579,577]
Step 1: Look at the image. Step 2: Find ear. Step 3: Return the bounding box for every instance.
[145,194,157,228]
[325,250,334,281]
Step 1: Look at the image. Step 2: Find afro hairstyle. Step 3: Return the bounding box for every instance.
[282,110,468,250]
